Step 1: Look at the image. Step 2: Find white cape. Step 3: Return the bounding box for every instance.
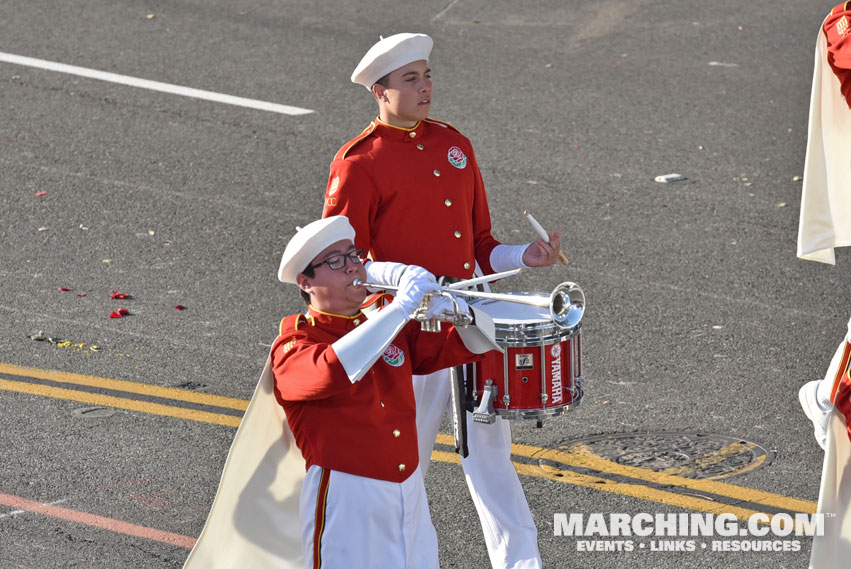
[183,357,306,568]
[810,409,851,568]
[797,25,851,265]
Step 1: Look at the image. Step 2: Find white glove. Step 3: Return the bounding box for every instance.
[365,261,409,289]
[393,266,440,316]
[425,294,470,320]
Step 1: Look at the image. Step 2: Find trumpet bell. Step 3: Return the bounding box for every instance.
[459,282,584,330]
[549,282,585,329]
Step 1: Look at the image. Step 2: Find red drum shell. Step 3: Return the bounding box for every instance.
[470,296,582,419]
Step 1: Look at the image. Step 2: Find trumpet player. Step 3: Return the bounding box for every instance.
[322,33,561,568]
[272,216,497,569]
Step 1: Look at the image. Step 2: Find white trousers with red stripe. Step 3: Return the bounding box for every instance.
[299,465,438,569]
[413,369,542,569]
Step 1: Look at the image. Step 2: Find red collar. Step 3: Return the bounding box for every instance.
[306,306,367,332]
[371,118,428,144]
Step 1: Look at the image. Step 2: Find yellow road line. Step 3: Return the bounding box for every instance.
[516,463,769,520]
[0,362,247,411]
[435,434,816,515]
[432,450,781,523]
[0,378,241,428]
[0,363,820,518]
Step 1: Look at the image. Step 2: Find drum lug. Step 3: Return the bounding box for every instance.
[473,380,498,424]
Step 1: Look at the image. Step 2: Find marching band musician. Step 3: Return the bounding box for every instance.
[183,216,499,569]
[796,3,851,568]
[322,33,560,569]
[273,215,497,569]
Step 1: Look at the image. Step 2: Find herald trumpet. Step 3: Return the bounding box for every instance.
[353,278,585,330]
[449,282,584,330]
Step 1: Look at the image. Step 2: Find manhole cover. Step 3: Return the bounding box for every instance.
[550,431,773,480]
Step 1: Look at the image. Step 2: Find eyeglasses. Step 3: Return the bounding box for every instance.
[308,249,365,271]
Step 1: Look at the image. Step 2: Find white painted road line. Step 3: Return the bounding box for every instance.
[0,51,314,116]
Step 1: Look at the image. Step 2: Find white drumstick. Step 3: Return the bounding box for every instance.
[523,210,568,266]
[447,268,524,290]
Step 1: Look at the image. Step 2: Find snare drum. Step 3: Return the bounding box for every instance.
[469,295,583,421]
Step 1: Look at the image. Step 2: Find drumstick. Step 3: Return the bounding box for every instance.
[523,210,568,266]
[446,268,524,290]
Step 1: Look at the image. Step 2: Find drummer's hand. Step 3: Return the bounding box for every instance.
[522,231,562,267]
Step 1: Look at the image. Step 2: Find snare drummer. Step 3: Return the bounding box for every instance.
[322,33,561,569]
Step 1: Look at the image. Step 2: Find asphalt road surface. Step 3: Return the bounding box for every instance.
[1,1,849,568]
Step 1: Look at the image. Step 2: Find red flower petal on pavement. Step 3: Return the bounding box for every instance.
[35,191,47,197]
[111,291,131,299]
[58,287,73,292]
[76,293,87,297]
[174,305,186,310]
[109,311,122,319]
[117,308,130,316]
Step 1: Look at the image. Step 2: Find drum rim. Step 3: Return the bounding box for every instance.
[494,321,582,346]
[495,389,583,419]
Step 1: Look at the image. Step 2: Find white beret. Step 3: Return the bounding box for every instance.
[277,216,356,284]
[351,33,433,89]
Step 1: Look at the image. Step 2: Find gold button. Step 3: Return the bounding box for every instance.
[392,429,400,438]
[353,318,360,326]
[408,132,416,138]
[380,401,385,408]
[398,464,406,472]
[444,199,452,207]
[433,169,440,177]
[454,231,461,238]
[463,262,471,270]
[417,144,424,150]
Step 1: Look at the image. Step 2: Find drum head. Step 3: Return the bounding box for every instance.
[471,295,579,344]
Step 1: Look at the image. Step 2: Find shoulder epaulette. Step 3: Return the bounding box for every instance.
[279,313,315,336]
[424,117,462,134]
[333,122,377,161]
[830,2,851,16]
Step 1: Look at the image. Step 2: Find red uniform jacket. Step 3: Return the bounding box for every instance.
[322,118,501,279]
[271,306,482,483]
[830,339,851,443]
[825,2,851,109]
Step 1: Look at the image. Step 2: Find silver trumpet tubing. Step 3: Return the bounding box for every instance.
[352,279,473,331]
[447,282,584,330]
[352,277,585,330]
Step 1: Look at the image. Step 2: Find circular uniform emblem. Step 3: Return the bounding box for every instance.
[447,146,468,169]
[550,344,562,358]
[383,344,405,367]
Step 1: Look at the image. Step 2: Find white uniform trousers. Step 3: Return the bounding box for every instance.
[413,369,542,569]
[300,465,438,569]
